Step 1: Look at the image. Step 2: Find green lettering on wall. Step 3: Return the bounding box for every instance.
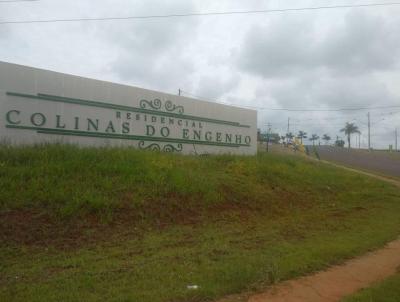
[193,130,201,140]
[87,118,99,131]
[105,121,116,133]
[122,122,130,134]
[160,127,170,138]
[6,110,21,125]
[74,117,79,130]
[30,113,46,127]
[146,125,155,136]
[56,115,66,129]
[182,129,189,139]
[6,124,251,148]
[4,92,254,151]
[7,91,252,129]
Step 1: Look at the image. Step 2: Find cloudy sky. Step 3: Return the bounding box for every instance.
[1,0,399,148]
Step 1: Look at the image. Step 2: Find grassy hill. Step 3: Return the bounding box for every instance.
[343,273,400,302]
[1,145,400,302]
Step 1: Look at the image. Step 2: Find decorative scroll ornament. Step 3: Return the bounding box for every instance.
[139,99,184,114]
[165,100,184,114]
[138,141,161,151]
[163,143,183,152]
[140,99,162,110]
[138,141,183,153]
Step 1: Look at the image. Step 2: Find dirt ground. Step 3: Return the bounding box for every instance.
[248,239,400,302]
[218,238,400,302]
[315,146,400,179]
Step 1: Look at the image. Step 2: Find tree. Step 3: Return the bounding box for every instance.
[259,131,280,144]
[322,134,331,145]
[268,133,281,144]
[309,134,319,146]
[280,135,286,144]
[286,132,294,144]
[297,131,307,145]
[335,139,345,147]
[340,122,360,149]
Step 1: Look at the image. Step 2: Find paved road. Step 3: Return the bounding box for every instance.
[315,146,400,179]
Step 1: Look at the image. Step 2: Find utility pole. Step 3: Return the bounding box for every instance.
[367,112,371,151]
[396,128,398,152]
[178,88,181,96]
[358,132,361,149]
[266,123,272,153]
[287,117,290,134]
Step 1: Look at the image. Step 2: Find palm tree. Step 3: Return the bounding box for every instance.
[286,132,294,144]
[280,135,286,145]
[297,131,307,145]
[309,134,319,146]
[340,123,360,149]
[322,134,331,145]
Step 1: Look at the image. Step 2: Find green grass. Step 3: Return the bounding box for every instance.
[1,144,400,302]
[342,273,400,302]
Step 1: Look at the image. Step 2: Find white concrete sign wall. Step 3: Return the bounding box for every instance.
[0,61,257,155]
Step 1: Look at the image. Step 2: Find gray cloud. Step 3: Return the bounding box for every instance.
[260,73,397,109]
[106,0,200,91]
[237,8,400,148]
[195,73,240,99]
[238,10,400,78]
[1,0,399,148]
[319,11,400,76]
[238,17,316,78]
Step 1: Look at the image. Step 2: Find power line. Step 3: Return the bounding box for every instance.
[0,0,38,3]
[1,2,400,25]
[292,111,400,122]
[180,90,258,109]
[181,90,400,112]
[256,104,400,112]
